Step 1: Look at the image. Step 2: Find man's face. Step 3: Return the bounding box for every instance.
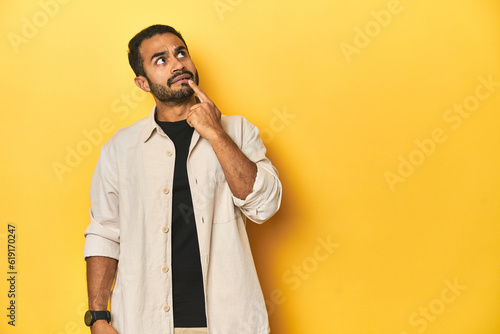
[138,33,199,103]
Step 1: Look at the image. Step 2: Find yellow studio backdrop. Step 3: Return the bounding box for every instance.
[0,0,499,333]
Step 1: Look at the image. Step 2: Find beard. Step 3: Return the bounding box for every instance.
[148,70,199,104]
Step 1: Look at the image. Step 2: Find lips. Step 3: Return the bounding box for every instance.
[171,73,192,84]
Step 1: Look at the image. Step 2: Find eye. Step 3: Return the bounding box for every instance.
[156,58,166,65]
[177,51,186,58]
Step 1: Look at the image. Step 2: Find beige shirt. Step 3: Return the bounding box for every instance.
[84,107,282,334]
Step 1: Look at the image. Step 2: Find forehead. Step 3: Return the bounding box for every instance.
[139,33,187,59]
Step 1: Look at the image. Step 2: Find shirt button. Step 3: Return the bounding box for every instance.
[166,150,173,156]
[162,187,169,195]
[163,305,170,312]
[162,226,169,233]
[161,266,169,273]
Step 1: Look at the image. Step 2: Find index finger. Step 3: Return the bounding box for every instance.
[188,80,210,103]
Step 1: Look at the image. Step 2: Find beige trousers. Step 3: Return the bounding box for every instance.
[174,328,208,334]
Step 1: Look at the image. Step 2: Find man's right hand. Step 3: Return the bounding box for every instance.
[90,320,118,334]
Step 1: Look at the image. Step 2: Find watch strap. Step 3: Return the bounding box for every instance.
[85,310,111,326]
[94,310,111,323]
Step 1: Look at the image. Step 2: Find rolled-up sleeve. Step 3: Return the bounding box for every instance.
[83,142,120,260]
[231,117,282,224]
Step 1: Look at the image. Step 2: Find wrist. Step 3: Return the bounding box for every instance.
[84,310,111,327]
[206,127,228,145]
[92,319,110,326]
[90,320,113,334]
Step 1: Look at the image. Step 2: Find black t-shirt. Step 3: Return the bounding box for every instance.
[156,117,207,327]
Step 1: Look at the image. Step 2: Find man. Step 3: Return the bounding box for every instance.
[83,24,282,334]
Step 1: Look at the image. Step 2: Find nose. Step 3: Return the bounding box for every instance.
[170,56,184,73]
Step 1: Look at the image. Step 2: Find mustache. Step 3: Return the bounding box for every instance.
[167,70,194,87]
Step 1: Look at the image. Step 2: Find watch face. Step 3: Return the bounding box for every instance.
[84,310,93,326]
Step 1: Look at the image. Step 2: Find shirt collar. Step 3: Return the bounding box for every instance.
[140,105,201,147]
[141,106,161,142]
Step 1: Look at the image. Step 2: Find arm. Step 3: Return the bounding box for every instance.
[186,80,257,200]
[229,122,282,223]
[84,141,121,333]
[208,131,257,200]
[186,80,282,220]
[86,256,118,333]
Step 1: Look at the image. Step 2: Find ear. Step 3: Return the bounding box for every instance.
[134,76,151,92]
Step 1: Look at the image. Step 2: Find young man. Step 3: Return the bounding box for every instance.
[83,25,282,334]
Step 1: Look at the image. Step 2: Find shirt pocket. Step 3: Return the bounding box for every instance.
[211,173,241,224]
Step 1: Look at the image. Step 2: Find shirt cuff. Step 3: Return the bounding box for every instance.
[83,234,120,260]
[232,163,281,223]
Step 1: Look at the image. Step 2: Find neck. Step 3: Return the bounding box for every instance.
[154,95,197,122]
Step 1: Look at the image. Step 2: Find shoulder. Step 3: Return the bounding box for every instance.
[221,114,261,147]
[101,116,148,152]
[221,114,258,134]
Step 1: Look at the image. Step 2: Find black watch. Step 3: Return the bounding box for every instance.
[84,310,111,327]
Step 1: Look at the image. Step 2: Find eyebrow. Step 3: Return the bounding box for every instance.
[150,46,188,62]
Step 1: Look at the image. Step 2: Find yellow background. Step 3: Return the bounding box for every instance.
[1,0,499,333]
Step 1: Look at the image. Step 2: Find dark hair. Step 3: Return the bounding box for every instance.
[128,24,188,77]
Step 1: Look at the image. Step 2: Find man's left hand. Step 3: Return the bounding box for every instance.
[187,80,224,141]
